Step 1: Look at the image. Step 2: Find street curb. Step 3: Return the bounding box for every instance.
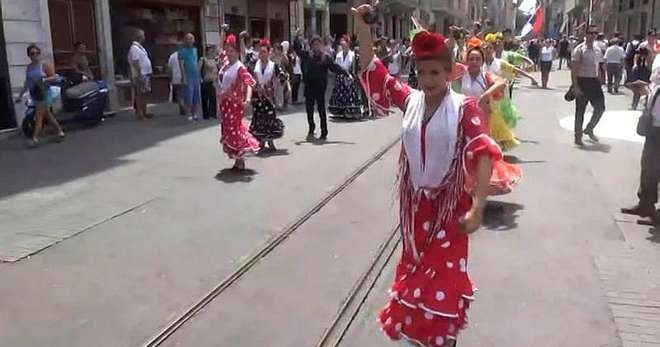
[0,128,17,141]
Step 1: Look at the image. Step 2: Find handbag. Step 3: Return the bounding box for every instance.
[564,85,575,102]
[637,88,659,137]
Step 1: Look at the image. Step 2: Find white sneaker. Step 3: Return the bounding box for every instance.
[193,115,199,121]
[188,116,194,121]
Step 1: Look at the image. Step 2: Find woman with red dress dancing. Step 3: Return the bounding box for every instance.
[354,4,502,346]
[217,30,261,170]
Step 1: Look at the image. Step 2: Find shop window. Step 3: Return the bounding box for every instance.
[270,19,285,43]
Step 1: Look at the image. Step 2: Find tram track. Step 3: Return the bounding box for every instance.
[142,137,401,347]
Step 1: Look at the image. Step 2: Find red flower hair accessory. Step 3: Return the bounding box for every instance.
[340,34,351,44]
[411,31,447,59]
[224,34,237,48]
[259,38,271,48]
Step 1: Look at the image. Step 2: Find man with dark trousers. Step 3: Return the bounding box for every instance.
[293,30,349,140]
[571,25,606,147]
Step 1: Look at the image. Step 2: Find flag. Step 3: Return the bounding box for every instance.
[519,6,544,37]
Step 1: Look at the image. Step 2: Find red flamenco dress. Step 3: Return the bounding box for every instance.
[360,55,502,346]
[217,47,261,159]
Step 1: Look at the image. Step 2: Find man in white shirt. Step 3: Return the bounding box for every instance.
[128,29,152,120]
[604,38,625,93]
[621,53,660,221]
[167,47,185,115]
[595,33,607,85]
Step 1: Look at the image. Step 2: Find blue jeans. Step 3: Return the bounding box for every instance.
[183,79,201,108]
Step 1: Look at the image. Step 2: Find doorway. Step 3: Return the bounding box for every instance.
[0,6,16,129]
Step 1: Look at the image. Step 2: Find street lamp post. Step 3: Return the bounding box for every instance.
[311,0,317,36]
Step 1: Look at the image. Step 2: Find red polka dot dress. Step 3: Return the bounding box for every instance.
[217,57,261,159]
[360,58,502,346]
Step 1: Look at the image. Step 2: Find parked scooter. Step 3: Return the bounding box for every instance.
[22,75,109,138]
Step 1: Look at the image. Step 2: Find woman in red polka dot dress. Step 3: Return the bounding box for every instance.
[217,31,260,170]
[353,5,502,347]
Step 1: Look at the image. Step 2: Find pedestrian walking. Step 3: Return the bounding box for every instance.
[271,43,289,110]
[15,44,65,148]
[627,48,652,110]
[570,26,606,147]
[200,45,218,120]
[249,38,285,151]
[293,30,349,141]
[621,53,660,222]
[595,33,608,84]
[288,47,303,105]
[527,39,539,71]
[179,33,202,121]
[624,35,642,83]
[353,6,503,346]
[128,29,153,120]
[604,38,625,93]
[558,35,570,70]
[167,44,186,115]
[217,31,260,170]
[539,39,556,89]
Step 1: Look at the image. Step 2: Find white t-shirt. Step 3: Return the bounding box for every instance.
[650,54,660,125]
[167,51,182,84]
[128,42,153,78]
[540,46,554,62]
[604,45,625,64]
[388,51,401,75]
[292,55,302,75]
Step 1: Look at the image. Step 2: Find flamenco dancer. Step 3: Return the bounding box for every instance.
[329,35,364,119]
[249,38,285,152]
[483,33,538,99]
[453,40,523,194]
[354,4,504,346]
[217,29,260,170]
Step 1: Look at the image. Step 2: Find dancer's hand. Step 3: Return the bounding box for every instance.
[459,208,483,234]
[351,1,378,26]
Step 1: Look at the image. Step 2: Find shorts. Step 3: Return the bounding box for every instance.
[132,75,151,93]
[540,61,552,73]
[183,80,201,107]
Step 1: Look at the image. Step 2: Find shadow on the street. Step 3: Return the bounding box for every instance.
[0,105,217,199]
[293,139,356,146]
[517,138,540,145]
[329,117,368,123]
[578,142,612,153]
[214,168,258,183]
[646,226,660,243]
[257,148,290,158]
[504,155,547,165]
[483,201,524,232]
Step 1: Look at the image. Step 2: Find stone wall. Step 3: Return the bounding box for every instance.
[1,0,53,91]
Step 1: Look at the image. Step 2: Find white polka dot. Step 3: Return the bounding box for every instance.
[394,81,403,91]
[368,63,377,71]
[372,93,381,101]
[471,116,481,125]
[446,261,454,269]
[435,336,445,346]
[466,136,472,142]
[441,241,451,248]
[435,291,445,301]
[424,312,434,320]
[395,322,402,332]
[405,316,412,325]
[458,299,464,309]
[422,221,431,231]
[413,204,419,213]
[413,288,421,298]
[459,258,467,272]
[466,151,474,159]
[448,324,456,333]
[385,317,392,325]
[436,230,446,239]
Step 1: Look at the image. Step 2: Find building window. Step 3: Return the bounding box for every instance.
[629,0,634,9]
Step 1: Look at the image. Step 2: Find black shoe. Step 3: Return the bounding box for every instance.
[306,133,315,141]
[584,130,599,142]
[621,204,656,217]
[319,134,328,141]
[574,137,585,147]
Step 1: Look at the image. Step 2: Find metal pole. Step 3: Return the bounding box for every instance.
[588,0,593,26]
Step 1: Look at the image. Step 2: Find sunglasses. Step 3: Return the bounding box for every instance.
[29,51,41,56]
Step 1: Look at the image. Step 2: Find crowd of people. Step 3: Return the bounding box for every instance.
[12,6,660,345]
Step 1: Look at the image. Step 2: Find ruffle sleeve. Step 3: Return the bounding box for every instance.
[460,97,502,182]
[239,66,256,88]
[359,57,411,115]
